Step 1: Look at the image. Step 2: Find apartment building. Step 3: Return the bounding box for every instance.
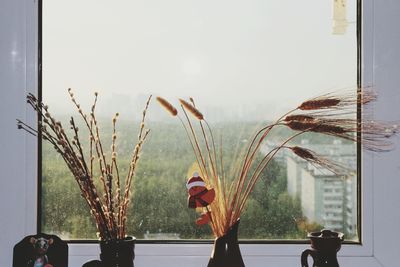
[286,139,357,235]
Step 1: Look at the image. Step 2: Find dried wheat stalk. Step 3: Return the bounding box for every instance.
[156,88,397,238]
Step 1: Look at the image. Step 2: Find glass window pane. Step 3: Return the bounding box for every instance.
[42,0,358,241]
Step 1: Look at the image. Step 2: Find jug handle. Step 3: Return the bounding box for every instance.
[301,249,317,267]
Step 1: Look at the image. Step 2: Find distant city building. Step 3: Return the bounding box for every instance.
[285,139,357,235]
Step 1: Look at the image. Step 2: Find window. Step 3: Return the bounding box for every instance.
[4,0,400,266]
[41,0,359,241]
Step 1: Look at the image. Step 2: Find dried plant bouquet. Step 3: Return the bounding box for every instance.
[18,90,151,241]
[157,90,398,238]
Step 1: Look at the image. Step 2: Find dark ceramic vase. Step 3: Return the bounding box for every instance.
[301,229,344,267]
[207,219,245,267]
[99,236,136,267]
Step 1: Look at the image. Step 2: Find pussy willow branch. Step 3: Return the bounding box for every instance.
[111,114,122,236]
[119,95,151,239]
[20,91,151,240]
[68,90,110,210]
[28,94,112,239]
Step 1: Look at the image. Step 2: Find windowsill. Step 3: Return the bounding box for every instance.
[66,243,382,266]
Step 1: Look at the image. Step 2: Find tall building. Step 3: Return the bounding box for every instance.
[286,139,357,235]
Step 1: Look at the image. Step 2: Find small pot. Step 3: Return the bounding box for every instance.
[301,229,344,267]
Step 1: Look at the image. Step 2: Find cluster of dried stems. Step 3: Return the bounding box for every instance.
[157,89,398,238]
[18,90,151,241]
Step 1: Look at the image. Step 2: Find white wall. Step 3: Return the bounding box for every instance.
[1,0,400,266]
[0,0,38,266]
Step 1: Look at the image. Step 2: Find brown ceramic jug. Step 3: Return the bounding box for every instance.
[301,229,344,267]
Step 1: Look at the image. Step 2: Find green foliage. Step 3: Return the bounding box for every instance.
[239,160,303,239]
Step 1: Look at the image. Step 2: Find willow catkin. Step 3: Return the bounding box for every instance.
[112,113,119,124]
[156,96,178,116]
[179,98,204,120]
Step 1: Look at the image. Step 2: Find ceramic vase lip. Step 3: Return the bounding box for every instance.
[308,229,344,240]
[216,218,240,239]
[307,229,344,252]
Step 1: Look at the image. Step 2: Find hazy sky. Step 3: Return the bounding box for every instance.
[42,0,357,121]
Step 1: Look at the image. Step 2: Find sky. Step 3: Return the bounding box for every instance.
[42,0,357,121]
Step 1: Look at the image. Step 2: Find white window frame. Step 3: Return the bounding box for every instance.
[1,0,400,266]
